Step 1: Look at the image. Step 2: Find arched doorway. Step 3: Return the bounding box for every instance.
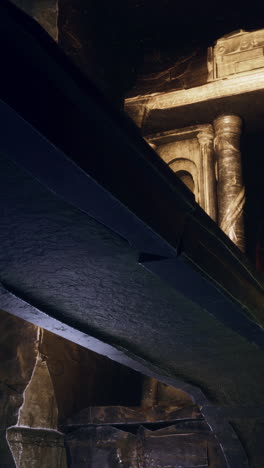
[175,169,195,193]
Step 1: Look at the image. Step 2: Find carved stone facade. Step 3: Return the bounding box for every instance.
[125,29,264,252]
[145,116,245,251]
[146,125,218,222]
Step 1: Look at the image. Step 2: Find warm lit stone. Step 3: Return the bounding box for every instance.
[213,114,245,251]
[146,125,217,221]
[208,29,264,81]
[197,127,217,222]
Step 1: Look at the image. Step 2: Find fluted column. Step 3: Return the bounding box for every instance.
[213,115,245,251]
[197,127,217,222]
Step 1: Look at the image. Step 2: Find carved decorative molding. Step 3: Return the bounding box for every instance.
[208,29,264,81]
[145,125,217,221]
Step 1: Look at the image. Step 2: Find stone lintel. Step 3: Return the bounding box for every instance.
[126,68,264,112]
[125,69,264,133]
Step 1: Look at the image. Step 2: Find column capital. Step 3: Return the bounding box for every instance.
[197,126,214,146]
[213,114,242,135]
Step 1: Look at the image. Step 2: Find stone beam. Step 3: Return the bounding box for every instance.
[126,68,264,112]
[125,69,264,133]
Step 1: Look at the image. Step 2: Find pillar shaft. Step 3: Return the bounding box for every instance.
[213,115,245,252]
[197,127,217,222]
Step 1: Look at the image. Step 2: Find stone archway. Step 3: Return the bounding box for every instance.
[169,158,198,197]
[175,170,195,193]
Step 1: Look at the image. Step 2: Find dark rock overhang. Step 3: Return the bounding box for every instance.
[2,5,264,465]
[1,0,264,347]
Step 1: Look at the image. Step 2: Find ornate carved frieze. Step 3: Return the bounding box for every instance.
[208,29,264,81]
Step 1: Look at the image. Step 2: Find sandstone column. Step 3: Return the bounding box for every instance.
[197,126,217,222]
[213,115,245,251]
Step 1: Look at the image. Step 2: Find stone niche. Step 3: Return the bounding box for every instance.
[146,124,217,222]
[208,28,264,80]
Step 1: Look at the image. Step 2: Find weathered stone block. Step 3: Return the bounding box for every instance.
[7,427,67,468]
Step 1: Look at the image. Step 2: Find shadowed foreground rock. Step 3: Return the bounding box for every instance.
[6,427,67,468]
[65,422,224,467]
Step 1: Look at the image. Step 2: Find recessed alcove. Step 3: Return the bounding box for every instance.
[175,170,195,193]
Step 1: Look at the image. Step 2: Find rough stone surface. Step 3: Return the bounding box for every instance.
[10,0,58,41]
[0,309,38,466]
[0,429,16,468]
[1,3,263,465]
[18,355,58,429]
[65,404,200,427]
[0,152,263,411]
[0,308,143,465]
[65,423,224,467]
[230,419,264,468]
[7,427,67,468]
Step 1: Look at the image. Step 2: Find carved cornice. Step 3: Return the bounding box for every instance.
[145,124,213,146]
[125,68,264,111]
